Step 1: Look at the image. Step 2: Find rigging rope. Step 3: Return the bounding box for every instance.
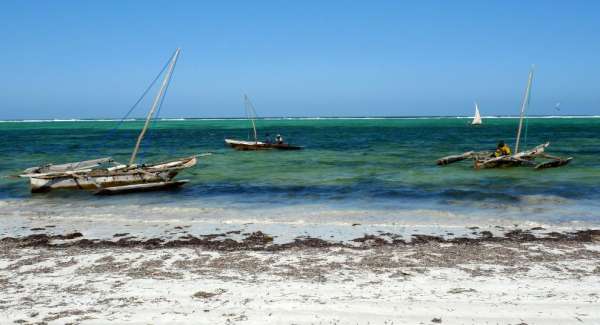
[244,95,260,142]
[97,55,172,160]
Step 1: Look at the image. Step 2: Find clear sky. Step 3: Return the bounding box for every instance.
[1,1,599,119]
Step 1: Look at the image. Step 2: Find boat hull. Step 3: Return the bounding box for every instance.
[28,171,176,193]
[94,180,189,195]
[22,156,198,193]
[225,139,303,151]
[474,157,532,169]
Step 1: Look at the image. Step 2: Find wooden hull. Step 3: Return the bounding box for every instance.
[474,157,534,169]
[535,157,573,169]
[225,139,303,151]
[22,156,197,193]
[94,180,189,195]
[474,143,549,169]
[28,171,176,193]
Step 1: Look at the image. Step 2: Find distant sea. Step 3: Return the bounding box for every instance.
[1,117,599,240]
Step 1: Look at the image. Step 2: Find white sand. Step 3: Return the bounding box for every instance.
[1,242,600,324]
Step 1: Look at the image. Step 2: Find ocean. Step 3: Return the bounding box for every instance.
[1,117,599,241]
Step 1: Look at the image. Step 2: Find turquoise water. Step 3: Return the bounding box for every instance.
[0,117,599,239]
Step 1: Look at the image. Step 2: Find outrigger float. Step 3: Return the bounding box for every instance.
[437,66,572,170]
[225,94,303,151]
[20,48,202,194]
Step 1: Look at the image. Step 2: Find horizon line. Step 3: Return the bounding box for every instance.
[1,114,600,122]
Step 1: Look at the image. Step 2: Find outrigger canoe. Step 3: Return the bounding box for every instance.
[225,94,303,151]
[437,142,572,169]
[225,139,302,151]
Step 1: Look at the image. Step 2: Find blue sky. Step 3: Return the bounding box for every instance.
[1,1,599,118]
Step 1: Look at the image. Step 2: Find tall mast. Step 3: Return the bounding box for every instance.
[244,94,258,143]
[129,48,180,165]
[514,65,534,153]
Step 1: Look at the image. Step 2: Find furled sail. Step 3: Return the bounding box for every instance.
[22,157,113,175]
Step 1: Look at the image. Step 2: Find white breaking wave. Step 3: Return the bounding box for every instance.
[2,115,600,123]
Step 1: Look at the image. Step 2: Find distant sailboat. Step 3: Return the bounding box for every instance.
[225,94,302,150]
[471,102,482,125]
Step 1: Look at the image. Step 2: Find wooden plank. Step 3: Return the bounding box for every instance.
[436,151,474,166]
[535,157,573,170]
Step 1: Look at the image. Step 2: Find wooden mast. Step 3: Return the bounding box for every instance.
[514,65,534,153]
[244,94,258,143]
[129,48,180,165]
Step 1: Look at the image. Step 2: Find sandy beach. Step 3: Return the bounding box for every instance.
[3,0,600,323]
[2,228,599,324]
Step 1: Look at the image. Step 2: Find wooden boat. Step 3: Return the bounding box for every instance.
[224,139,302,151]
[21,156,197,193]
[471,102,482,125]
[225,94,303,151]
[20,48,201,193]
[437,66,572,170]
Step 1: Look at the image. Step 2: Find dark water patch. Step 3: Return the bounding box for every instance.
[366,187,431,199]
[439,189,520,202]
[0,180,31,200]
[4,177,599,208]
[184,181,435,202]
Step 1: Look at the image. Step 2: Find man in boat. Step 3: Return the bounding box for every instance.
[275,134,284,144]
[264,133,272,144]
[494,140,512,157]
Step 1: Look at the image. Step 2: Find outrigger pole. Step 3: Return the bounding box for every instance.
[515,65,534,154]
[129,48,181,165]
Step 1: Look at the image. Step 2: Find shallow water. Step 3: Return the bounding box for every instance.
[1,117,599,239]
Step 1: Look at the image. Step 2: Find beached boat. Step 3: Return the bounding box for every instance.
[20,48,200,193]
[225,94,303,150]
[437,66,572,169]
[472,102,482,125]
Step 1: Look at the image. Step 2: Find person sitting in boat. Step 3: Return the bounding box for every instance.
[275,134,284,144]
[494,140,512,157]
[264,133,272,144]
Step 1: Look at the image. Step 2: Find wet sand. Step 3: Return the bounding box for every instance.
[1,229,600,324]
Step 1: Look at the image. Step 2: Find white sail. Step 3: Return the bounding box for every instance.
[471,102,482,125]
